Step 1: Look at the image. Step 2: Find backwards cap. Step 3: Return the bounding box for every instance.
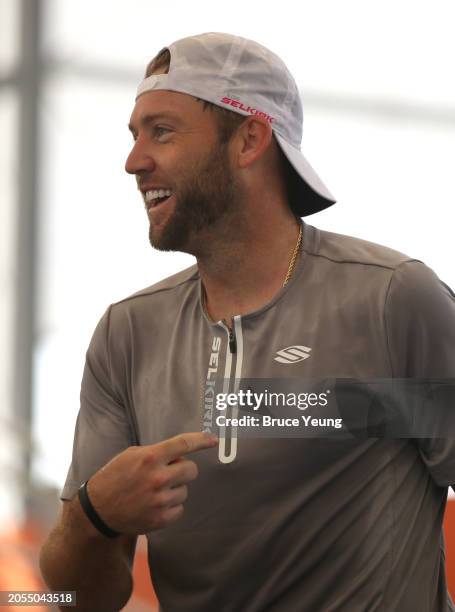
[136,32,336,217]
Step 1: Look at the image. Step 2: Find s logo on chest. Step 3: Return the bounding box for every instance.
[274,345,312,364]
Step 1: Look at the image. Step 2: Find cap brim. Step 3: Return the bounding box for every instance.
[275,132,336,217]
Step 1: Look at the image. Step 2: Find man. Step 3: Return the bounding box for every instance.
[40,32,455,611]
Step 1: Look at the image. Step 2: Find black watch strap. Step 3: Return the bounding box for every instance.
[78,480,121,539]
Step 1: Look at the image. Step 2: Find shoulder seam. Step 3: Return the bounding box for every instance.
[383,268,396,378]
[305,250,419,271]
[382,259,424,378]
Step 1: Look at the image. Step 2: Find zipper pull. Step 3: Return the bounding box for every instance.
[223,319,237,354]
[229,326,237,354]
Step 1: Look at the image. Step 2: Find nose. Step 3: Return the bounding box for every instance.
[125,138,156,175]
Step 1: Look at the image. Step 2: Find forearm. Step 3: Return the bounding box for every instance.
[39,497,134,611]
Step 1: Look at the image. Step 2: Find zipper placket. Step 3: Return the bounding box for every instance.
[217,316,243,464]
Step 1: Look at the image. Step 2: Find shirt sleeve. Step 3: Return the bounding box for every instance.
[384,260,455,487]
[60,306,136,500]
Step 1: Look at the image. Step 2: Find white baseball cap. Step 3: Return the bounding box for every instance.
[136,32,336,217]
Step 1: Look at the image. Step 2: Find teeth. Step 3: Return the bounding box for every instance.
[145,189,172,203]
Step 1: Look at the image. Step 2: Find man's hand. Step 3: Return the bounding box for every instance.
[86,432,218,535]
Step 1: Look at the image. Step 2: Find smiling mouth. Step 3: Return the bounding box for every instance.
[145,189,173,209]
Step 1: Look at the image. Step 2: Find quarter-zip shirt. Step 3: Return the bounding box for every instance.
[62,220,455,611]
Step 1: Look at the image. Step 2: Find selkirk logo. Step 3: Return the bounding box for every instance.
[220,96,275,123]
[274,345,312,364]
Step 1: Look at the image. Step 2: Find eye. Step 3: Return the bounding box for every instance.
[153,126,172,140]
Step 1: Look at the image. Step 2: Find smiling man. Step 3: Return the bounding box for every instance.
[40,33,455,612]
[128,92,243,254]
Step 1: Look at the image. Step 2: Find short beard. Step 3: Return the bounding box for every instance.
[149,139,241,255]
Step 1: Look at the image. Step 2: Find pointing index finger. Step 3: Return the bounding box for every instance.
[160,432,219,463]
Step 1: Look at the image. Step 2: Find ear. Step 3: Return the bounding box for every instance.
[235,117,273,169]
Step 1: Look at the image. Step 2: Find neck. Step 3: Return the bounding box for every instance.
[198,212,302,324]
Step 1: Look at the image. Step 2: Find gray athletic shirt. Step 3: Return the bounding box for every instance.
[62,221,455,611]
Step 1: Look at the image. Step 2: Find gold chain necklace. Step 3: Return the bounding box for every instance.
[283,222,303,286]
[202,223,303,325]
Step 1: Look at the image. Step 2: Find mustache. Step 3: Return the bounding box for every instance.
[136,176,174,192]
